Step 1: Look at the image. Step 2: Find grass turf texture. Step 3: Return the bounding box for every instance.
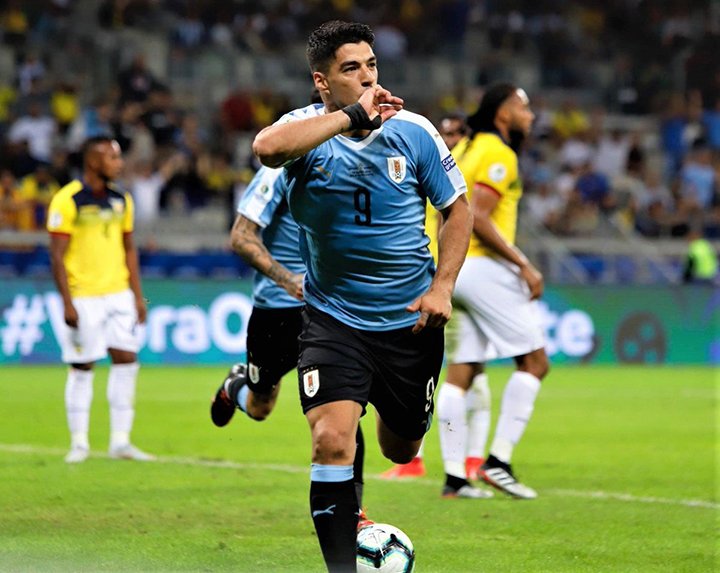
[0,365,716,572]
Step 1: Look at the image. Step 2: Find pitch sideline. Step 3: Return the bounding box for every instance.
[1,443,716,510]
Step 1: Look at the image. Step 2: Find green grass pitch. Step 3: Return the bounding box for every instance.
[0,364,716,572]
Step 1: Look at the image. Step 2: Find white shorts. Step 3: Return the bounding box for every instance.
[59,289,141,363]
[446,257,545,363]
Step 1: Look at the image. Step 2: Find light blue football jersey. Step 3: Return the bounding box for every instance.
[281,104,467,330]
[237,166,305,309]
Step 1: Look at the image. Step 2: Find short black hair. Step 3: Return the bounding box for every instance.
[306,20,374,74]
[467,83,517,135]
[82,136,114,160]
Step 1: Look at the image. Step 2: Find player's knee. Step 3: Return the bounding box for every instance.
[520,351,550,380]
[312,426,355,464]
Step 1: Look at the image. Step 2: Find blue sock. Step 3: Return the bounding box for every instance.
[235,384,250,414]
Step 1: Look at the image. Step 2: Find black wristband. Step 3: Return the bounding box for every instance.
[341,102,383,131]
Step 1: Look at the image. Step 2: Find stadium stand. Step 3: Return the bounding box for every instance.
[0,0,718,285]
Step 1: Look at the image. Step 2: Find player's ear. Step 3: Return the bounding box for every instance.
[312,71,329,93]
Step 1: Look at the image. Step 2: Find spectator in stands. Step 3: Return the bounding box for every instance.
[660,92,689,179]
[16,162,60,230]
[65,96,115,153]
[575,159,614,212]
[111,101,147,153]
[170,5,206,53]
[702,96,720,151]
[220,87,255,133]
[49,148,73,186]
[0,1,29,48]
[16,51,47,95]
[197,151,239,230]
[7,98,56,164]
[524,166,564,233]
[679,145,715,211]
[0,81,17,139]
[97,0,158,30]
[141,86,179,149]
[117,53,161,104]
[611,148,647,233]
[594,127,632,180]
[557,129,593,174]
[174,112,207,157]
[551,97,589,141]
[126,152,185,228]
[0,168,22,229]
[2,139,37,178]
[50,81,80,135]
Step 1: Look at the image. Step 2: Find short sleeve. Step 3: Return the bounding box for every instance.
[413,121,467,210]
[237,167,285,228]
[475,145,517,196]
[46,192,76,234]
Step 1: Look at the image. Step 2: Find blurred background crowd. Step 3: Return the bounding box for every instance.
[0,0,718,282]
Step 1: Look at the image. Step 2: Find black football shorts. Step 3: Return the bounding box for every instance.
[297,305,444,441]
[246,305,303,395]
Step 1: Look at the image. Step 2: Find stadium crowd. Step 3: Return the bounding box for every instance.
[0,0,719,241]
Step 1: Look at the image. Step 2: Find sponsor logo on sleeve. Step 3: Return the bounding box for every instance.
[441,154,456,172]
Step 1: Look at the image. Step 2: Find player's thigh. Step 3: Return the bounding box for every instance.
[60,295,108,363]
[297,305,373,415]
[369,323,444,443]
[455,258,545,359]
[104,289,140,353]
[246,305,303,393]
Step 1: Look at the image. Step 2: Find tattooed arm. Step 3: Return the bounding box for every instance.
[230,214,304,301]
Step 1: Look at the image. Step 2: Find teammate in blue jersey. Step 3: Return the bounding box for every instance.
[211,165,304,423]
[253,20,472,573]
[209,163,370,522]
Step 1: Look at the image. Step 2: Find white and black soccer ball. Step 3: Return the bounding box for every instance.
[356,523,415,573]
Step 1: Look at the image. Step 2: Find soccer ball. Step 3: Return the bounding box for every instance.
[356,523,415,572]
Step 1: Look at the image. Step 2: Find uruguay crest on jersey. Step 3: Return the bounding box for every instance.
[387,156,406,183]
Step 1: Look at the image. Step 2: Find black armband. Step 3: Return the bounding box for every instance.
[341,102,383,131]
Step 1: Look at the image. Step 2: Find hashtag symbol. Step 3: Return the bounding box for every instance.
[1,294,47,356]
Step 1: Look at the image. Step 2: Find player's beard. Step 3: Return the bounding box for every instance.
[508,128,527,153]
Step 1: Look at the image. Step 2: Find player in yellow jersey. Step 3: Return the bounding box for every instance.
[47,136,154,464]
[436,84,549,499]
[381,112,492,487]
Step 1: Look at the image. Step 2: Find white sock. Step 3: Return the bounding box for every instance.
[489,371,541,464]
[107,362,139,448]
[466,373,491,459]
[437,382,468,479]
[65,368,94,449]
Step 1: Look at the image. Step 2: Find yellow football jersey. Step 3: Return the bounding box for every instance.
[453,132,522,258]
[424,199,441,263]
[46,180,134,297]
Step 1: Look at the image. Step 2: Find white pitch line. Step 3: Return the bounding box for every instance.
[1,443,717,510]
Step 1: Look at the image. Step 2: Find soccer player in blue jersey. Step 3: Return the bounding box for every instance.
[211,166,305,424]
[209,163,370,520]
[253,21,473,572]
